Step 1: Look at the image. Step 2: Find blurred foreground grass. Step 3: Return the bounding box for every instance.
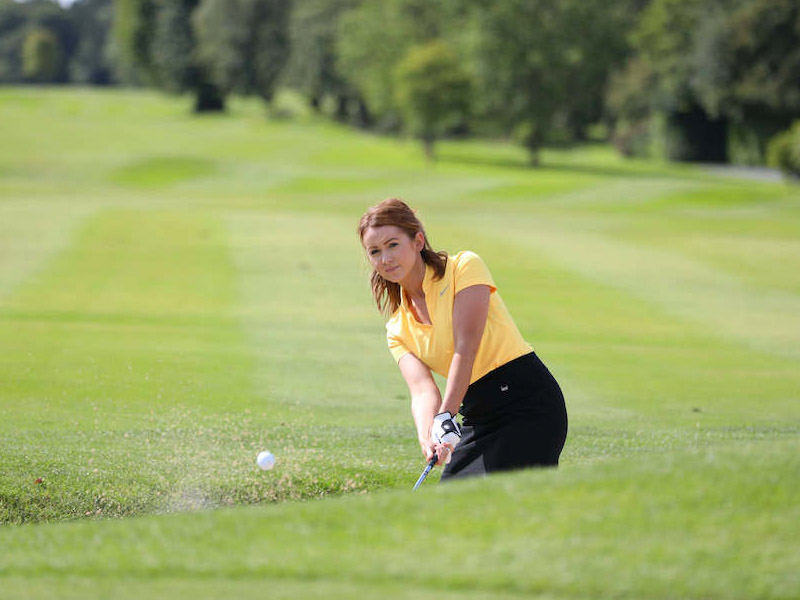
[2,441,798,599]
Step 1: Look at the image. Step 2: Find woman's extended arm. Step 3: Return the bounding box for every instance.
[439,285,491,416]
[398,352,442,462]
[397,285,491,464]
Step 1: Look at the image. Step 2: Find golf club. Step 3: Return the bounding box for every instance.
[412,452,438,491]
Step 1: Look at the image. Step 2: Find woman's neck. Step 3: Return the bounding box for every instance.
[401,257,427,299]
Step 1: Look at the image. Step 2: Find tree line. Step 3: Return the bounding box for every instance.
[1,0,798,174]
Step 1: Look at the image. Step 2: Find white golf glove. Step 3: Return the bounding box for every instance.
[431,412,461,449]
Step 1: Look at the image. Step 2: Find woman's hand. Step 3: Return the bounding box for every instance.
[420,440,453,466]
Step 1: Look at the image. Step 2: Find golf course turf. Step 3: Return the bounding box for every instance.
[1,88,798,598]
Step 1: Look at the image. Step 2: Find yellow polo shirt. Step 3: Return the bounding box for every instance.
[386,251,532,384]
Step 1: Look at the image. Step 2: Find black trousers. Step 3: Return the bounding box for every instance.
[440,351,568,481]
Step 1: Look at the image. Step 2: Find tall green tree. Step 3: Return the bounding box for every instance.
[613,0,734,160]
[111,0,157,84]
[337,0,466,129]
[632,0,707,111]
[624,0,800,163]
[69,0,115,84]
[112,0,224,111]
[468,0,631,164]
[151,0,195,92]
[0,0,77,83]
[394,40,471,161]
[22,25,62,82]
[193,0,291,104]
[0,1,29,82]
[695,0,800,162]
[605,57,657,156]
[283,0,362,121]
[690,0,800,120]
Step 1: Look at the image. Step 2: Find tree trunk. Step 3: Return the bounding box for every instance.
[194,81,225,113]
[523,128,542,167]
[354,98,372,129]
[334,95,348,122]
[422,134,436,163]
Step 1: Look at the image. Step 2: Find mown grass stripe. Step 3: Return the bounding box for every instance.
[432,222,800,429]
[457,212,800,361]
[0,208,261,522]
[0,202,96,303]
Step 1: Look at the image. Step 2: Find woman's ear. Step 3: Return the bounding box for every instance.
[414,231,425,252]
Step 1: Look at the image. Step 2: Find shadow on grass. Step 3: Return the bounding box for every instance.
[437,149,712,181]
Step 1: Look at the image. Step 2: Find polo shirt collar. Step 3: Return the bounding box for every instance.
[400,263,435,309]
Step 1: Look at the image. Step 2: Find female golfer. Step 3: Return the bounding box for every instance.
[358,198,567,480]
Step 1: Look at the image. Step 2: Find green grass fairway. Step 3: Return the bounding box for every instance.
[1,88,799,599]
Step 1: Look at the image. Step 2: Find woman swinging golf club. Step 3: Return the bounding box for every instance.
[358,198,568,481]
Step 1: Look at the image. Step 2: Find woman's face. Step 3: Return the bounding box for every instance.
[362,225,424,284]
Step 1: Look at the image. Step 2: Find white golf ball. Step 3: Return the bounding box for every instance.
[256,451,275,471]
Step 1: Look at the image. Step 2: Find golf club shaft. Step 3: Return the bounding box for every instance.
[412,452,438,491]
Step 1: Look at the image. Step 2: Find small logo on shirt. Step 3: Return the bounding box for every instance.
[439,284,450,297]
[500,384,509,392]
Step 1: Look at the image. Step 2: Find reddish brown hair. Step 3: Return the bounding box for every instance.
[358,198,447,317]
